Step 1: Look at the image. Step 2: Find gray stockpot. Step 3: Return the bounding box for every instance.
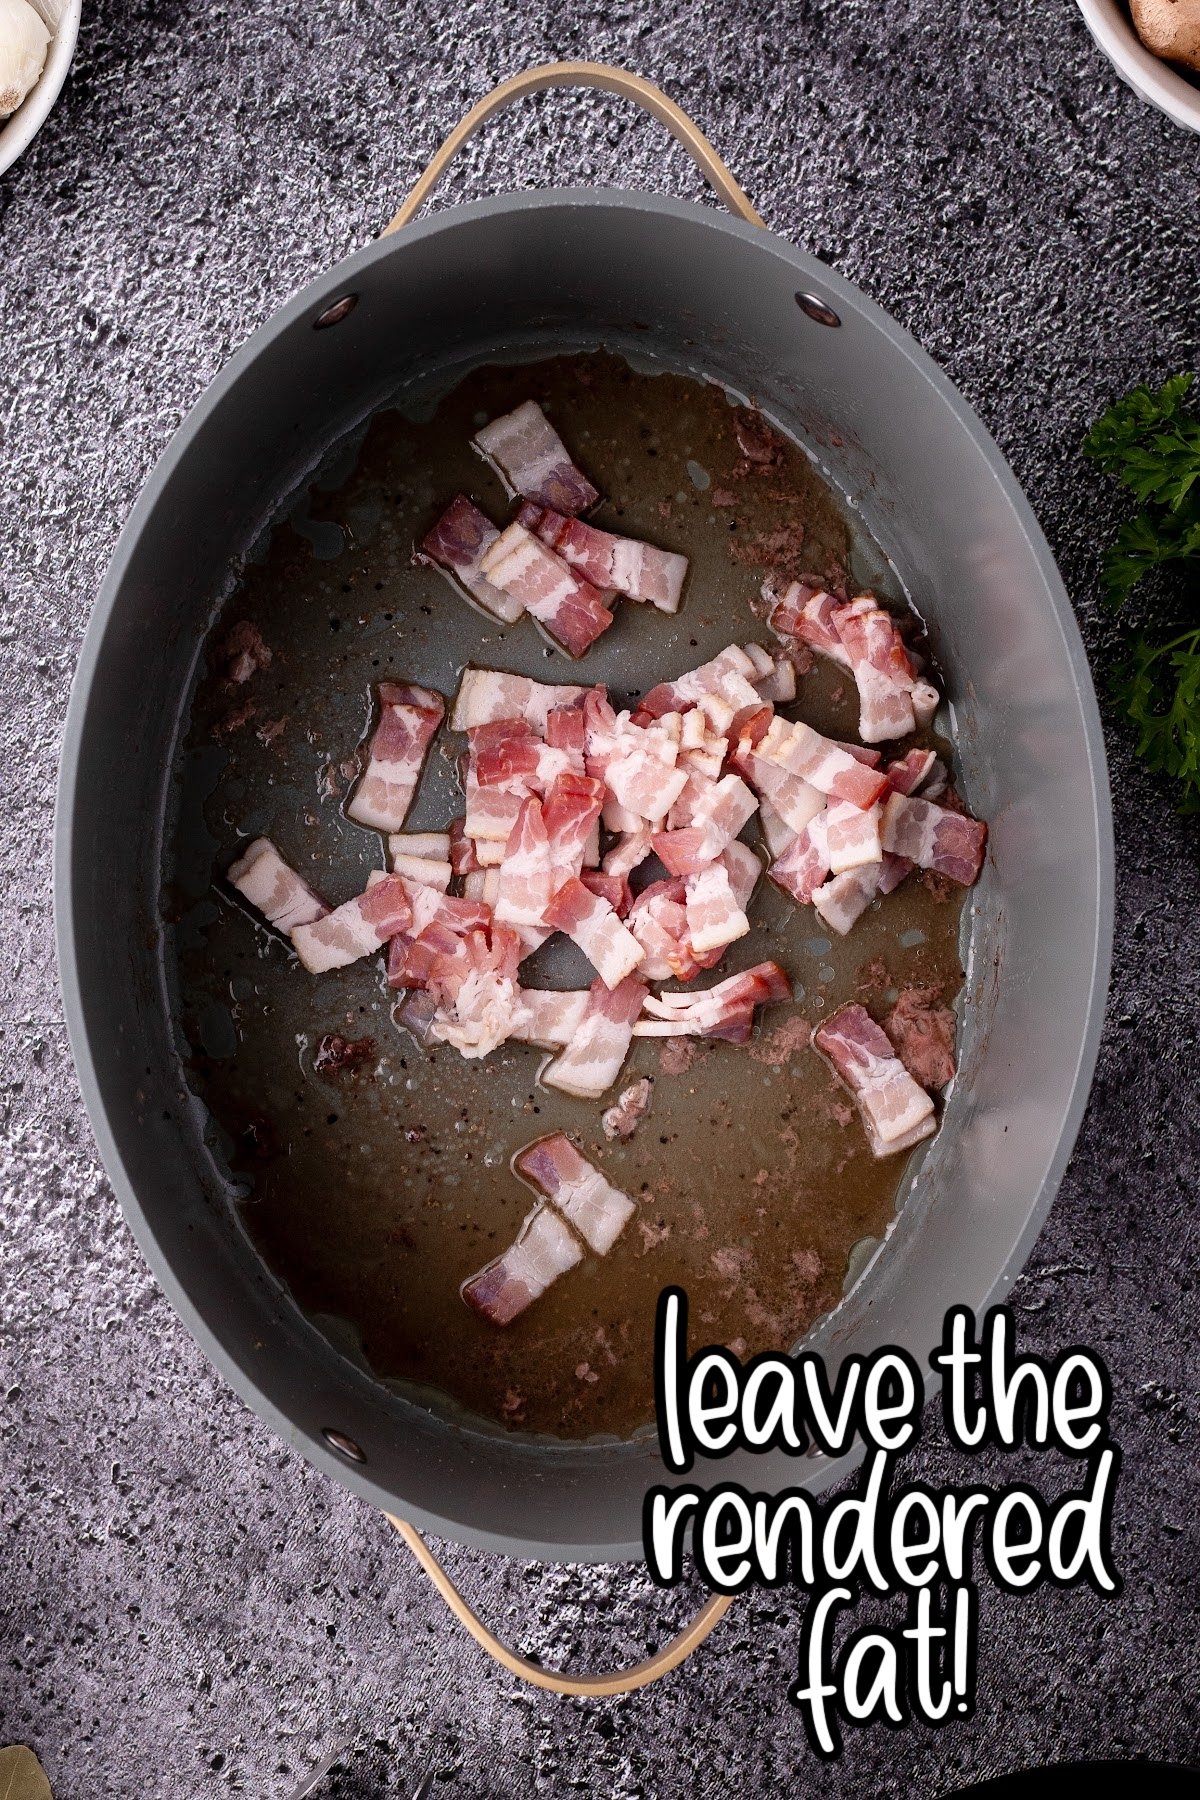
[54,68,1113,1587]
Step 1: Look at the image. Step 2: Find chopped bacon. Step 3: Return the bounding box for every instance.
[877,851,915,895]
[754,653,798,705]
[542,771,606,887]
[385,891,494,990]
[228,838,328,936]
[627,879,698,982]
[518,503,688,612]
[651,826,716,878]
[756,715,890,810]
[603,827,654,882]
[450,667,587,733]
[638,961,791,1041]
[602,1076,654,1142]
[346,682,445,833]
[418,494,524,624]
[427,925,527,1059]
[766,580,852,667]
[812,865,880,936]
[685,860,751,955]
[541,975,646,1099]
[511,987,592,1048]
[881,793,988,886]
[461,1202,582,1325]
[812,1002,936,1157]
[720,839,762,911]
[389,830,452,863]
[823,800,883,874]
[494,796,556,927]
[480,523,614,657]
[767,580,942,746]
[389,852,452,891]
[544,700,588,754]
[473,399,599,515]
[768,812,829,905]
[543,876,644,989]
[639,644,762,720]
[448,817,481,877]
[516,1133,636,1255]
[757,798,797,861]
[885,748,938,797]
[580,868,632,914]
[291,872,413,974]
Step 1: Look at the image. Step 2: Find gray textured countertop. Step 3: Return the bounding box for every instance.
[1,3,1197,1795]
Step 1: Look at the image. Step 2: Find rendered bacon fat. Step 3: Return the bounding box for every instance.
[346,682,445,833]
[473,399,600,514]
[228,838,327,936]
[516,1134,636,1255]
[813,1003,936,1157]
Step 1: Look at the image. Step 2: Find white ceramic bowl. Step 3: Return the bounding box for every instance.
[0,1,81,177]
[1078,0,1200,134]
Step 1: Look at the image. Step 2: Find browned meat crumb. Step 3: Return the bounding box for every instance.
[710,485,737,507]
[602,1076,654,1140]
[638,1219,671,1255]
[256,717,287,746]
[733,407,787,471]
[855,956,892,997]
[729,522,808,575]
[884,986,957,1090]
[657,499,673,519]
[575,1362,599,1384]
[219,620,272,685]
[786,641,815,677]
[659,1037,699,1077]
[313,1032,377,1075]
[749,1014,812,1064]
[213,698,256,737]
[917,868,957,904]
[792,1248,823,1288]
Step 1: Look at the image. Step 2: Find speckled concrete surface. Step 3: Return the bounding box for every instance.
[1,2,1197,1795]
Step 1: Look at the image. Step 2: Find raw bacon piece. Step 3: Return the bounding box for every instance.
[834,600,919,742]
[389,830,452,862]
[885,748,938,797]
[542,771,606,887]
[651,827,717,878]
[603,827,654,882]
[756,715,889,810]
[291,873,413,974]
[389,853,452,891]
[766,580,852,668]
[480,523,614,657]
[385,892,494,990]
[518,504,688,612]
[813,1003,936,1157]
[753,654,798,705]
[418,494,524,624]
[516,1133,636,1255]
[638,645,762,720]
[541,975,646,1099]
[543,876,644,989]
[495,797,556,927]
[580,868,632,915]
[602,1076,654,1142]
[511,987,592,1048]
[720,839,763,912]
[822,800,883,874]
[626,879,698,983]
[427,926,527,1059]
[450,667,587,732]
[881,793,988,886]
[757,799,797,861]
[346,682,445,833]
[768,812,829,905]
[228,838,328,935]
[473,400,599,515]
[638,961,791,1041]
[812,866,880,936]
[685,861,751,955]
[448,817,481,877]
[461,1202,582,1325]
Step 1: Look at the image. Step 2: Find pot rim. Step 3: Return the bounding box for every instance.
[54,186,1115,1561]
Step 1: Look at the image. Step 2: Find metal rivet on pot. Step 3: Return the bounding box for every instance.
[795,291,841,328]
[314,294,358,330]
[322,1427,366,1462]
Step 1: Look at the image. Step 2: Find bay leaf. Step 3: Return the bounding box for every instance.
[0,1747,53,1800]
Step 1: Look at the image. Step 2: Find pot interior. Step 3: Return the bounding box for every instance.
[60,194,1109,1558]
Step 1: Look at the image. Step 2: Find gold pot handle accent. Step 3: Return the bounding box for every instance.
[382,61,765,236]
[388,1514,734,1696]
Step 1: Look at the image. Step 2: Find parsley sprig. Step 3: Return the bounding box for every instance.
[1083,373,1200,812]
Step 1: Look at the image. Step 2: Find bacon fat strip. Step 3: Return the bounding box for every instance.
[543,876,645,989]
[291,873,413,974]
[881,792,988,886]
[756,714,890,810]
[417,494,525,624]
[461,1202,583,1325]
[227,838,328,935]
[494,796,556,928]
[480,523,614,657]
[346,682,445,833]
[516,1133,637,1255]
[518,503,688,613]
[812,1002,936,1157]
[510,987,592,1048]
[684,861,751,955]
[450,667,588,733]
[473,399,600,515]
[541,975,646,1099]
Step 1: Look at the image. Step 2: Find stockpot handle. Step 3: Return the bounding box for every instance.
[388,1514,733,1696]
[381,61,765,235]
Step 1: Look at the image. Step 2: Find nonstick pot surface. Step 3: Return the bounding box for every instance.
[169,348,970,1443]
[57,193,1112,1557]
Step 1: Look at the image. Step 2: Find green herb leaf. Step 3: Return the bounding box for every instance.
[1112,628,1200,813]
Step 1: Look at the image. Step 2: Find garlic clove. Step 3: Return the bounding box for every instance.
[0,0,51,121]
